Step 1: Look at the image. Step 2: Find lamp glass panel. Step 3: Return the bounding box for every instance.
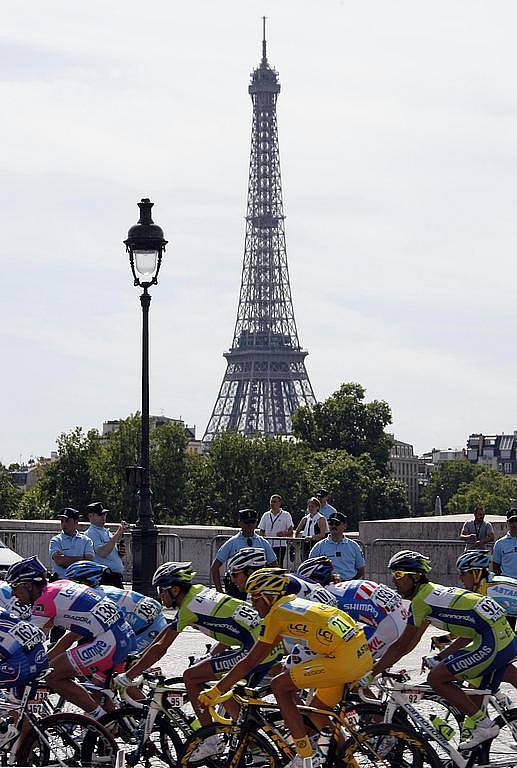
[134,249,158,277]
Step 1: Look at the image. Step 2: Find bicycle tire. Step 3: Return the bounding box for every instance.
[179,723,283,768]
[17,712,119,767]
[100,706,185,768]
[338,722,442,768]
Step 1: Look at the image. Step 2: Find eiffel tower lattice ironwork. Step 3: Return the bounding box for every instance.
[203,21,316,443]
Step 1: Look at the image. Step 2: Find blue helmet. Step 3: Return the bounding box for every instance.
[64,561,109,587]
[456,550,491,573]
[6,556,48,587]
[297,556,333,586]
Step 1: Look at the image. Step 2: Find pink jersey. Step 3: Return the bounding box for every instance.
[31,580,126,640]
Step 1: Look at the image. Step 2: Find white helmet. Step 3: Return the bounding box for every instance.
[227,548,267,574]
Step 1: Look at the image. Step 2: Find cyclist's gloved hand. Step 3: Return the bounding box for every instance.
[422,656,440,670]
[113,673,133,691]
[199,685,225,707]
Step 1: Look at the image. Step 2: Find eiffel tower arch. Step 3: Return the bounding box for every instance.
[203,22,316,443]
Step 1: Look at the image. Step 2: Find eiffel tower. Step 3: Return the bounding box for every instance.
[203,21,316,443]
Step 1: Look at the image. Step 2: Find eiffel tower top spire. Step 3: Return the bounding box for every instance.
[262,16,267,66]
[203,23,316,443]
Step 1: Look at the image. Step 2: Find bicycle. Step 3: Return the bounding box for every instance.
[179,680,438,768]
[365,669,517,768]
[99,671,194,767]
[0,673,120,767]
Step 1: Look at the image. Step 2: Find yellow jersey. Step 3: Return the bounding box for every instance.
[259,595,359,654]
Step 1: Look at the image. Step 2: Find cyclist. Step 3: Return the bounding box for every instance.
[372,549,517,750]
[297,557,407,658]
[228,548,337,606]
[0,580,31,619]
[457,549,517,620]
[114,562,283,744]
[0,609,48,745]
[6,555,136,720]
[63,561,168,653]
[200,568,372,768]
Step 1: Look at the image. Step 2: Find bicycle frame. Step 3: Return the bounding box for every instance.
[375,677,517,768]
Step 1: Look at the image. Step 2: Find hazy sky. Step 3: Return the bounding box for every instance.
[2,1,517,466]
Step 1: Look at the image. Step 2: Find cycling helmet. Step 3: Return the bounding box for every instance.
[456,550,491,573]
[6,556,48,587]
[245,568,290,598]
[387,550,432,575]
[227,548,267,574]
[152,561,196,590]
[297,556,333,586]
[64,561,109,586]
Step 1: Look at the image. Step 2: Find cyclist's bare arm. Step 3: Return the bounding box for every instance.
[216,638,277,694]
[126,625,179,679]
[435,635,469,660]
[373,621,428,676]
[48,631,83,661]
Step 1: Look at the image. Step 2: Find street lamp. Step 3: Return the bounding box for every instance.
[125,198,167,596]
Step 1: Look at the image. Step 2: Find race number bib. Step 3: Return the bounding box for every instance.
[372,585,401,613]
[232,603,261,629]
[474,597,505,623]
[11,622,44,650]
[91,599,119,628]
[135,599,160,624]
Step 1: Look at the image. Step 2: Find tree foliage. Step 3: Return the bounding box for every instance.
[9,382,410,527]
[292,382,393,468]
[447,468,517,516]
[0,464,23,518]
[419,460,484,514]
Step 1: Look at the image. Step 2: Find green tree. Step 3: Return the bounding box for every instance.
[150,421,188,523]
[305,450,409,529]
[37,427,102,512]
[292,382,393,468]
[205,432,310,526]
[419,460,484,514]
[15,483,52,520]
[448,468,517,516]
[0,465,23,518]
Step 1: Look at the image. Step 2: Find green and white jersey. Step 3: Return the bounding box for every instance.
[171,584,261,648]
[409,582,513,647]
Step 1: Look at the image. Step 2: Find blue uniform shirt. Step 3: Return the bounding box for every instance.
[49,532,95,578]
[308,535,365,580]
[318,502,338,520]
[216,532,276,564]
[493,534,517,580]
[84,524,124,575]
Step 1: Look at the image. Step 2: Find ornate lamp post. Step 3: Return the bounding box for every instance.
[125,198,167,595]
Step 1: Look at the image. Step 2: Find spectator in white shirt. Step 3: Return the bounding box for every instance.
[258,494,293,567]
[295,497,328,557]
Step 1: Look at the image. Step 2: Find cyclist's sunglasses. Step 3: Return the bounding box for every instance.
[391,569,417,579]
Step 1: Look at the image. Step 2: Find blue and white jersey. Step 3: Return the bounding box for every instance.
[327,580,405,629]
[327,579,407,658]
[0,582,31,619]
[287,574,337,606]
[97,585,164,633]
[487,575,517,617]
[0,609,46,660]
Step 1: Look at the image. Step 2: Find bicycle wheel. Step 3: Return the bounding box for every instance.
[338,722,442,768]
[180,723,283,768]
[478,706,517,763]
[17,712,119,767]
[100,706,184,768]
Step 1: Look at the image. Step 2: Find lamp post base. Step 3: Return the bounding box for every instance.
[131,526,158,596]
